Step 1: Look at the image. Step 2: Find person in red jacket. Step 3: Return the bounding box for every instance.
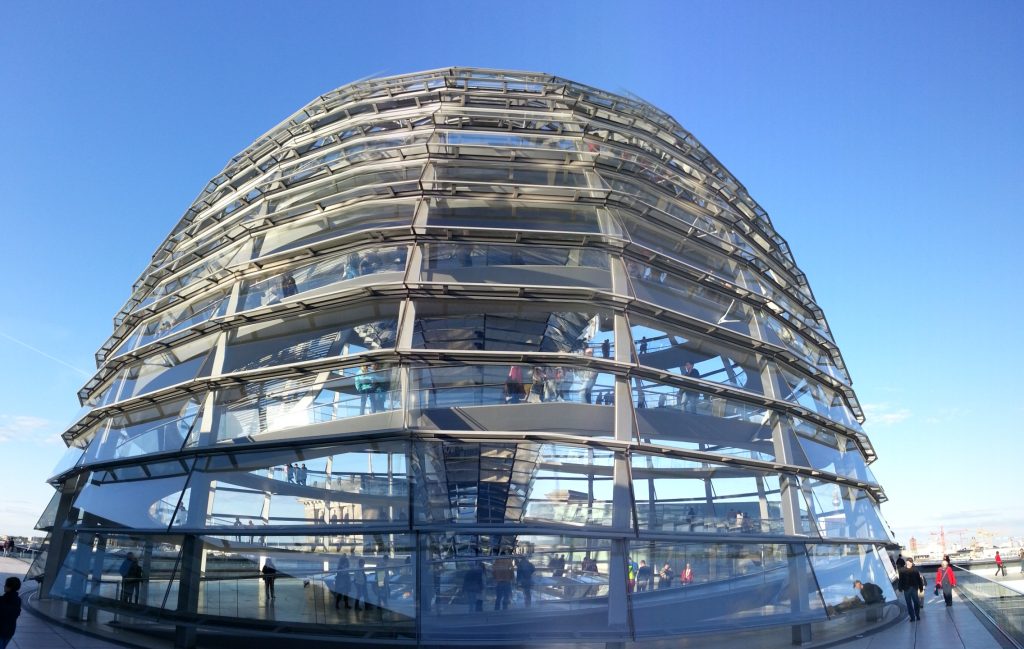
[935,559,956,607]
[995,551,1007,577]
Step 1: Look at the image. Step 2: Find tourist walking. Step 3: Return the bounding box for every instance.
[0,577,21,649]
[898,558,924,621]
[995,551,1007,577]
[333,555,351,609]
[935,560,956,607]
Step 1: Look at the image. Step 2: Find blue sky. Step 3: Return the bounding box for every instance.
[0,1,1021,550]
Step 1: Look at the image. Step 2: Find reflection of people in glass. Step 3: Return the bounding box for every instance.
[516,556,535,607]
[261,558,278,600]
[352,558,368,610]
[679,361,700,413]
[119,552,143,604]
[356,365,375,414]
[681,563,693,585]
[658,563,674,589]
[505,365,524,403]
[280,272,298,298]
[529,366,545,403]
[601,339,611,359]
[333,555,351,609]
[635,560,652,592]
[371,364,388,412]
[462,562,484,612]
[493,554,514,610]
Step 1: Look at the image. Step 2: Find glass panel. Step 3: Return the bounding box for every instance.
[789,417,877,484]
[408,365,616,437]
[421,243,612,290]
[630,265,757,336]
[427,198,622,236]
[81,395,204,464]
[420,533,623,641]
[193,534,416,636]
[413,303,611,354]
[35,490,61,531]
[70,460,192,530]
[49,444,86,480]
[238,245,408,312]
[259,200,416,256]
[631,375,776,461]
[115,290,230,356]
[266,165,423,218]
[223,303,399,373]
[114,335,217,401]
[629,313,763,394]
[175,441,408,529]
[205,366,400,446]
[627,541,825,635]
[136,239,253,311]
[49,533,185,611]
[413,441,619,527]
[801,478,891,542]
[631,453,814,536]
[807,543,898,617]
[773,366,857,429]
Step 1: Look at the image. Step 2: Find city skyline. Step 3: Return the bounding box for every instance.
[1,1,1022,553]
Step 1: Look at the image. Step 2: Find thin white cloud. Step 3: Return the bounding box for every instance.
[0,414,61,445]
[863,402,911,426]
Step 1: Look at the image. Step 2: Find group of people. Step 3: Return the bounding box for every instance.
[628,558,694,592]
[459,554,537,612]
[895,555,957,622]
[285,463,309,485]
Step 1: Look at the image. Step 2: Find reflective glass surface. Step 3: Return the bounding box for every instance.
[627,541,825,635]
[413,303,611,353]
[807,543,898,617]
[50,533,185,610]
[238,245,408,312]
[413,441,619,527]
[175,442,408,529]
[631,375,776,461]
[70,460,192,530]
[801,479,890,542]
[223,303,399,373]
[422,243,612,290]
[82,395,204,464]
[631,453,815,537]
[420,533,622,641]
[408,365,616,437]
[205,366,400,446]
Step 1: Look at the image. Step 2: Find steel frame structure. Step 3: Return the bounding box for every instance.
[33,68,896,648]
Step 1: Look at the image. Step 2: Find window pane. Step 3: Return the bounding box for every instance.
[194,534,416,636]
[627,541,825,635]
[422,243,611,290]
[71,460,192,530]
[176,441,409,529]
[801,478,891,542]
[631,453,815,537]
[413,303,610,354]
[408,365,616,438]
[203,365,400,446]
[223,303,399,373]
[420,533,623,641]
[239,245,408,312]
[807,543,897,617]
[631,375,776,461]
[413,441,620,528]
